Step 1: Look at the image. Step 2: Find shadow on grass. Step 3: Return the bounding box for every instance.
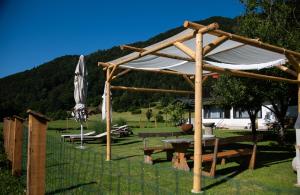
[46,162,69,168]
[203,165,244,191]
[113,154,143,161]
[45,181,97,195]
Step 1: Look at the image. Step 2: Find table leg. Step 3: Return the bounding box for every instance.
[171,143,190,171]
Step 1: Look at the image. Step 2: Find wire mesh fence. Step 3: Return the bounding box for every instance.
[17,128,300,195]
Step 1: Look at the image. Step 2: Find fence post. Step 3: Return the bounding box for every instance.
[8,118,13,161]
[11,115,25,176]
[26,110,50,195]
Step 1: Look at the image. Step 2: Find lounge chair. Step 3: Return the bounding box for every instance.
[111,125,133,137]
[70,132,107,143]
[61,131,95,141]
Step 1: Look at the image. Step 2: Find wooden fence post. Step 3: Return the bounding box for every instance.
[26,110,50,195]
[6,118,13,161]
[3,117,9,154]
[9,117,15,161]
[12,115,25,176]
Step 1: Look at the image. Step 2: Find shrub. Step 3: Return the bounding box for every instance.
[113,117,127,126]
[155,113,164,122]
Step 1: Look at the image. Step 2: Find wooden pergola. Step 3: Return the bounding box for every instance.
[98,21,300,193]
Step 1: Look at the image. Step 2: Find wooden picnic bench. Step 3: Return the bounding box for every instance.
[138,131,193,164]
[192,134,263,177]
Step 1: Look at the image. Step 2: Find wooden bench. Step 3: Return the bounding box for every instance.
[192,134,263,177]
[138,131,193,164]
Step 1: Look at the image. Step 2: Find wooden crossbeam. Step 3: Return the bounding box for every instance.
[182,74,195,89]
[275,65,297,77]
[203,35,228,55]
[121,45,194,62]
[203,63,299,84]
[173,42,195,59]
[112,69,132,80]
[111,85,194,94]
[99,61,193,76]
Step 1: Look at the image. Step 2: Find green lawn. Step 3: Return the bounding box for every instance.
[1,113,300,194]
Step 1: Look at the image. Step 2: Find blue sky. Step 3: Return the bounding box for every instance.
[0,0,244,78]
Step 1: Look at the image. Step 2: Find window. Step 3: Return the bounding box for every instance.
[233,108,262,119]
[204,105,230,119]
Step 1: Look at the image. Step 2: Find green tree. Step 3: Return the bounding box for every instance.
[212,75,265,138]
[238,0,300,141]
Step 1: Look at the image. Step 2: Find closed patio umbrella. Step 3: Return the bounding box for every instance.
[73,55,88,149]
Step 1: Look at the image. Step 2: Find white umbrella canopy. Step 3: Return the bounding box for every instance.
[73,55,88,122]
[73,55,88,149]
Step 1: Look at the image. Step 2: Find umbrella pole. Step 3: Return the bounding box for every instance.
[80,122,83,148]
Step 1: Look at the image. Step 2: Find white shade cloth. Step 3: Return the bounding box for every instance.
[109,29,287,74]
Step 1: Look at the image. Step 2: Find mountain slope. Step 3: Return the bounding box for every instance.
[0,16,237,119]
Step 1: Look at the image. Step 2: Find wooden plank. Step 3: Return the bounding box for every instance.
[184,21,300,59]
[12,116,24,176]
[26,110,48,195]
[138,131,193,138]
[111,85,194,94]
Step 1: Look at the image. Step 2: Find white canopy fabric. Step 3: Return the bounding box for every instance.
[73,55,88,122]
[109,29,287,74]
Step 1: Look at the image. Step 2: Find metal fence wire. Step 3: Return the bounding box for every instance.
[17,130,300,195]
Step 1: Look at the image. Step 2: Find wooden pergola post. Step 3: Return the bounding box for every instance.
[26,110,49,195]
[106,68,112,161]
[11,116,24,176]
[192,32,203,193]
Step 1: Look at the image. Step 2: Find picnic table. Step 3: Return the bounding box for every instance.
[162,137,215,171]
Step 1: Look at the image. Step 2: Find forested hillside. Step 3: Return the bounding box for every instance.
[0,16,237,119]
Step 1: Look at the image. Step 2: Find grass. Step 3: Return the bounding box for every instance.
[1,111,300,194]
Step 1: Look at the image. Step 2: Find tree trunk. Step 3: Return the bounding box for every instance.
[247,110,257,141]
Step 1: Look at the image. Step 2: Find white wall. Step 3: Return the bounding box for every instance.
[191,104,277,130]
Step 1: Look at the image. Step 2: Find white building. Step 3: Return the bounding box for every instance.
[189,104,297,130]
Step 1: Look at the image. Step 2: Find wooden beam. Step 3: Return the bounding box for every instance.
[275,65,297,77]
[203,35,228,55]
[107,65,117,82]
[286,54,300,71]
[99,61,193,76]
[184,21,300,59]
[192,32,203,193]
[112,69,132,80]
[111,85,194,94]
[202,76,209,83]
[203,63,299,84]
[121,45,194,62]
[182,74,195,89]
[173,42,195,59]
